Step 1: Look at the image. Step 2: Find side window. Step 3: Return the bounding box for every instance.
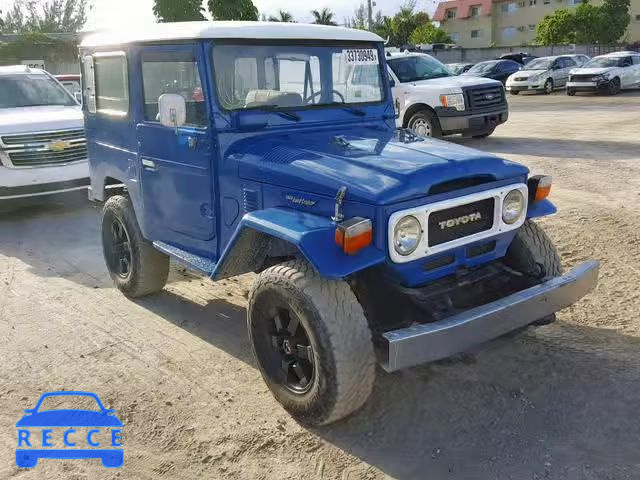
[142,52,206,127]
[564,58,577,68]
[93,53,129,116]
[633,56,640,65]
[621,56,633,67]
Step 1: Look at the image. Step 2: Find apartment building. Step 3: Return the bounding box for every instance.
[434,0,640,47]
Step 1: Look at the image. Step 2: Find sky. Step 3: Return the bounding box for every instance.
[0,0,437,31]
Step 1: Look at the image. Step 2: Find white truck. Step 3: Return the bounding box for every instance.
[384,52,508,139]
[0,66,89,202]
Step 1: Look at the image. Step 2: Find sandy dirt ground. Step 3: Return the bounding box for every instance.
[1,91,640,480]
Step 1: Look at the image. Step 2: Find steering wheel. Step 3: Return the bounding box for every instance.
[304,89,345,105]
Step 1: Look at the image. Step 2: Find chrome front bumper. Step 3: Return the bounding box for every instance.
[381,261,599,372]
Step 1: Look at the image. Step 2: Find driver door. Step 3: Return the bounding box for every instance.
[136,45,216,254]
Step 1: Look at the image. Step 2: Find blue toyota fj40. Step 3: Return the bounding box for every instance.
[81,22,598,425]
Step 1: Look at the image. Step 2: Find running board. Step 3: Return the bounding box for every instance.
[153,241,217,276]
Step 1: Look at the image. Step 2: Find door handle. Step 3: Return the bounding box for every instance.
[141,158,156,171]
[187,136,197,149]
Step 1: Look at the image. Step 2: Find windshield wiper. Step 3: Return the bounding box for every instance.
[329,102,366,117]
[249,105,301,121]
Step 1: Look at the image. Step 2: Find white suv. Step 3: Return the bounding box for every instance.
[384,52,508,138]
[0,66,88,201]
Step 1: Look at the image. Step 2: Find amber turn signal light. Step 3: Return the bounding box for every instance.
[528,175,552,203]
[335,217,373,255]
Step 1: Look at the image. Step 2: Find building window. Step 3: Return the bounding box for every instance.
[528,24,536,31]
[529,0,537,5]
[543,0,551,4]
[470,5,482,16]
[471,29,484,38]
[568,0,584,4]
[501,26,517,38]
[500,2,518,13]
[446,8,457,19]
[450,32,460,43]
[635,13,640,20]
[93,53,129,116]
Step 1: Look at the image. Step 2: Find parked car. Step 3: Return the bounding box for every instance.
[55,74,82,101]
[0,66,89,202]
[81,21,598,426]
[385,52,507,138]
[446,62,475,75]
[499,52,537,65]
[566,51,640,95]
[462,59,521,84]
[567,54,591,66]
[506,55,578,95]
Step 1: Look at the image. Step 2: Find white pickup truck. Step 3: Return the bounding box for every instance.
[0,66,89,201]
[385,52,509,138]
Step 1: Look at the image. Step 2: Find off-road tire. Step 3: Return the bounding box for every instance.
[102,195,169,298]
[407,110,443,138]
[505,220,563,326]
[248,259,376,426]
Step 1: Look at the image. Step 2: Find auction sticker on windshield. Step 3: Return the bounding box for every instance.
[343,49,379,65]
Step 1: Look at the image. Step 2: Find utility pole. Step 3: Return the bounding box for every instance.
[367,0,374,30]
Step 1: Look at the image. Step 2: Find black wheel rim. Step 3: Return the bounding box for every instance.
[105,217,132,279]
[256,307,315,394]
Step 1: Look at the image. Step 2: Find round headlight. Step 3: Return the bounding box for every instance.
[394,215,422,256]
[502,189,525,224]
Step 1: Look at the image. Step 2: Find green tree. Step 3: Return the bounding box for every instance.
[2,0,89,33]
[535,9,575,45]
[208,0,258,21]
[409,22,451,44]
[391,1,431,46]
[311,8,336,25]
[153,0,204,22]
[599,0,631,43]
[267,10,295,22]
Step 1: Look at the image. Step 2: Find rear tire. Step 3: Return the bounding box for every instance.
[509,90,520,96]
[407,110,442,138]
[567,88,576,96]
[102,195,169,298]
[248,259,376,426]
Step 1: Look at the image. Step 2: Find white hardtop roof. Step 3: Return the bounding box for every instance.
[81,21,383,48]
[0,65,46,75]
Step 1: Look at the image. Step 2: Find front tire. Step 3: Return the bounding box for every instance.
[504,220,563,326]
[407,110,442,138]
[248,260,376,426]
[543,79,554,94]
[567,88,576,96]
[102,195,169,298]
[607,77,621,95]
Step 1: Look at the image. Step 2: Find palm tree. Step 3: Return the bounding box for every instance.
[268,10,295,22]
[311,8,337,26]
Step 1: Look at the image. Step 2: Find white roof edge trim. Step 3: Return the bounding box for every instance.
[81,21,384,48]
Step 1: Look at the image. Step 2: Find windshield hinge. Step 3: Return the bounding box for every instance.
[332,186,348,223]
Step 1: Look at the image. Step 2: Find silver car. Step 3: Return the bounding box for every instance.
[505,55,579,95]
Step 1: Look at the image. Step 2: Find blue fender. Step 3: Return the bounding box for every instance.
[527,199,556,219]
[212,208,386,280]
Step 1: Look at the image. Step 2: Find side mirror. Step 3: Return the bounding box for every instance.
[158,93,186,130]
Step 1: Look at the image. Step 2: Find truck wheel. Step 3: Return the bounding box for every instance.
[248,259,376,426]
[102,195,169,298]
[408,110,442,138]
[543,79,554,94]
[504,220,563,326]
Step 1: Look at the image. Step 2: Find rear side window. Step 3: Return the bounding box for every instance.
[634,56,640,65]
[93,53,129,116]
[141,52,206,127]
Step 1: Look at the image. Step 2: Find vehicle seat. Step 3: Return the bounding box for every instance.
[245,90,303,108]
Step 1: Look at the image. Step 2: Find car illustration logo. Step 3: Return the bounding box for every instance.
[47,140,72,152]
[15,391,123,469]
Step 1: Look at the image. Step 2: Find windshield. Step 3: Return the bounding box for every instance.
[523,58,555,70]
[447,64,464,75]
[387,55,452,83]
[213,43,385,111]
[583,56,628,68]
[466,61,497,74]
[0,74,76,108]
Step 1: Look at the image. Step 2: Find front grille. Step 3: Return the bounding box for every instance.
[427,198,495,247]
[0,129,86,167]
[570,74,595,82]
[514,77,528,82]
[1,129,84,146]
[466,86,505,110]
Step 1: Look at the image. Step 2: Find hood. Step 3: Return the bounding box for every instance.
[0,105,83,135]
[570,67,613,75]
[510,69,547,79]
[409,75,501,89]
[234,128,527,205]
